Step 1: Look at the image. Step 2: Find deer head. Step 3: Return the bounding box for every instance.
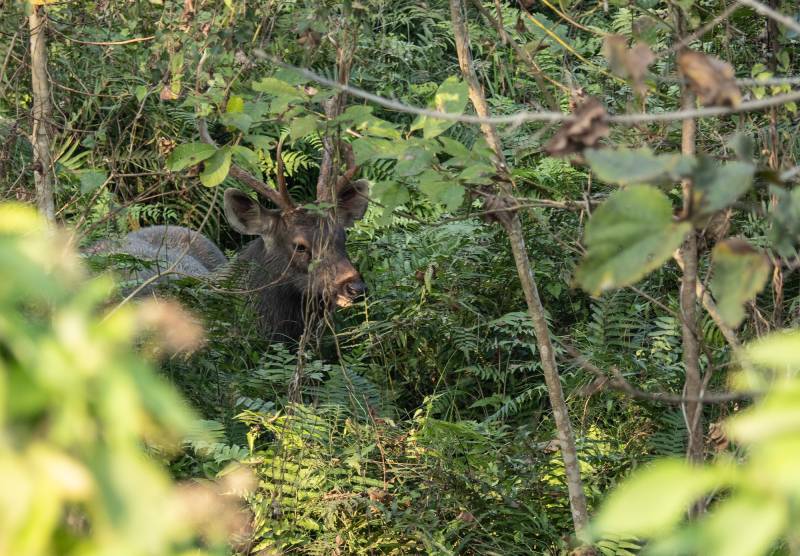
[200,122,369,310]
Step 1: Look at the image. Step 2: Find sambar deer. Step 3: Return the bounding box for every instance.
[96,124,369,343]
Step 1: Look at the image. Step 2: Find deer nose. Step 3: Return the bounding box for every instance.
[345,279,367,298]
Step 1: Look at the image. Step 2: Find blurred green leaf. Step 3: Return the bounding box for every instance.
[591,459,718,538]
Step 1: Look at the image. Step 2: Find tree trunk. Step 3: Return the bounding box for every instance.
[28,5,55,222]
[449,0,590,536]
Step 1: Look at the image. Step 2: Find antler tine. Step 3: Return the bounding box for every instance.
[196,118,294,211]
[334,141,359,194]
[274,137,296,210]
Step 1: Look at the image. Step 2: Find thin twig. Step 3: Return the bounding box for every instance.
[737,0,800,36]
[563,344,755,404]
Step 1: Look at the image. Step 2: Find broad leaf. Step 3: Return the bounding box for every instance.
[199,147,232,187]
[410,77,469,139]
[231,145,259,167]
[591,459,719,538]
[692,494,786,556]
[372,181,409,226]
[574,185,691,295]
[692,158,754,219]
[585,147,695,186]
[710,239,770,327]
[245,135,275,153]
[289,115,318,140]
[220,112,253,133]
[744,330,800,375]
[396,146,434,177]
[226,95,244,113]
[78,169,108,194]
[166,142,217,172]
[252,77,306,99]
[417,170,464,211]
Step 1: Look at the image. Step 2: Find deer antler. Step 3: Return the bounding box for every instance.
[197,118,295,211]
[274,136,296,210]
[334,141,358,195]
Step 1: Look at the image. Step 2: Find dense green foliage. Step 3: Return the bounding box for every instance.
[3,0,800,554]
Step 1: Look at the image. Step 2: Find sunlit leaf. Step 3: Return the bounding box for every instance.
[199,147,232,187]
[591,459,719,538]
[410,77,469,139]
[693,494,786,556]
[166,143,216,172]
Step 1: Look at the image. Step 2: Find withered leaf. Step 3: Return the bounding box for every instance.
[603,35,655,96]
[678,50,742,108]
[545,97,609,157]
[708,421,729,452]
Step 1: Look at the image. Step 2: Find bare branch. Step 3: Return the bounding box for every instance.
[563,344,755,404]
[255,53,800,126]
[737,0,800,36]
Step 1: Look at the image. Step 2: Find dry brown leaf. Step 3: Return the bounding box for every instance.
[678,50,742,108]
[603,35,654,96]
[159,85,179,101]
[708,421,729,452]
[457,511,476,523]
[545,96,609,157]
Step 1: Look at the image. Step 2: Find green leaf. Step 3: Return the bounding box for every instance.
[585,148,695,186]
[289,115,318,140]
[372,181,409,225]
[78,169,108,194]
[134,85,148,102]
[226,95,245,113]
[744,331,800,374]
[396,146,434,177]
[199,147,232,187]
[220,112,253,133]
[417,170,464,211]
[693,494,786,556]
[438,136,471,158]
[166,142,217,172]
[231,145,259,167]
[710,239,770,327]
[574,185,691,295]
[245,135,275,153]
[591,459,719,538]
[410,77,469,139]
[252,77,305,99]
[692,158,754,219]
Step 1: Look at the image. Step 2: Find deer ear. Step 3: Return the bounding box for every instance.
[336,179,369,228]
[224,188,279,235]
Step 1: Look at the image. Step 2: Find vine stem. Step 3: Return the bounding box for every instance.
[449,0,590,537]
